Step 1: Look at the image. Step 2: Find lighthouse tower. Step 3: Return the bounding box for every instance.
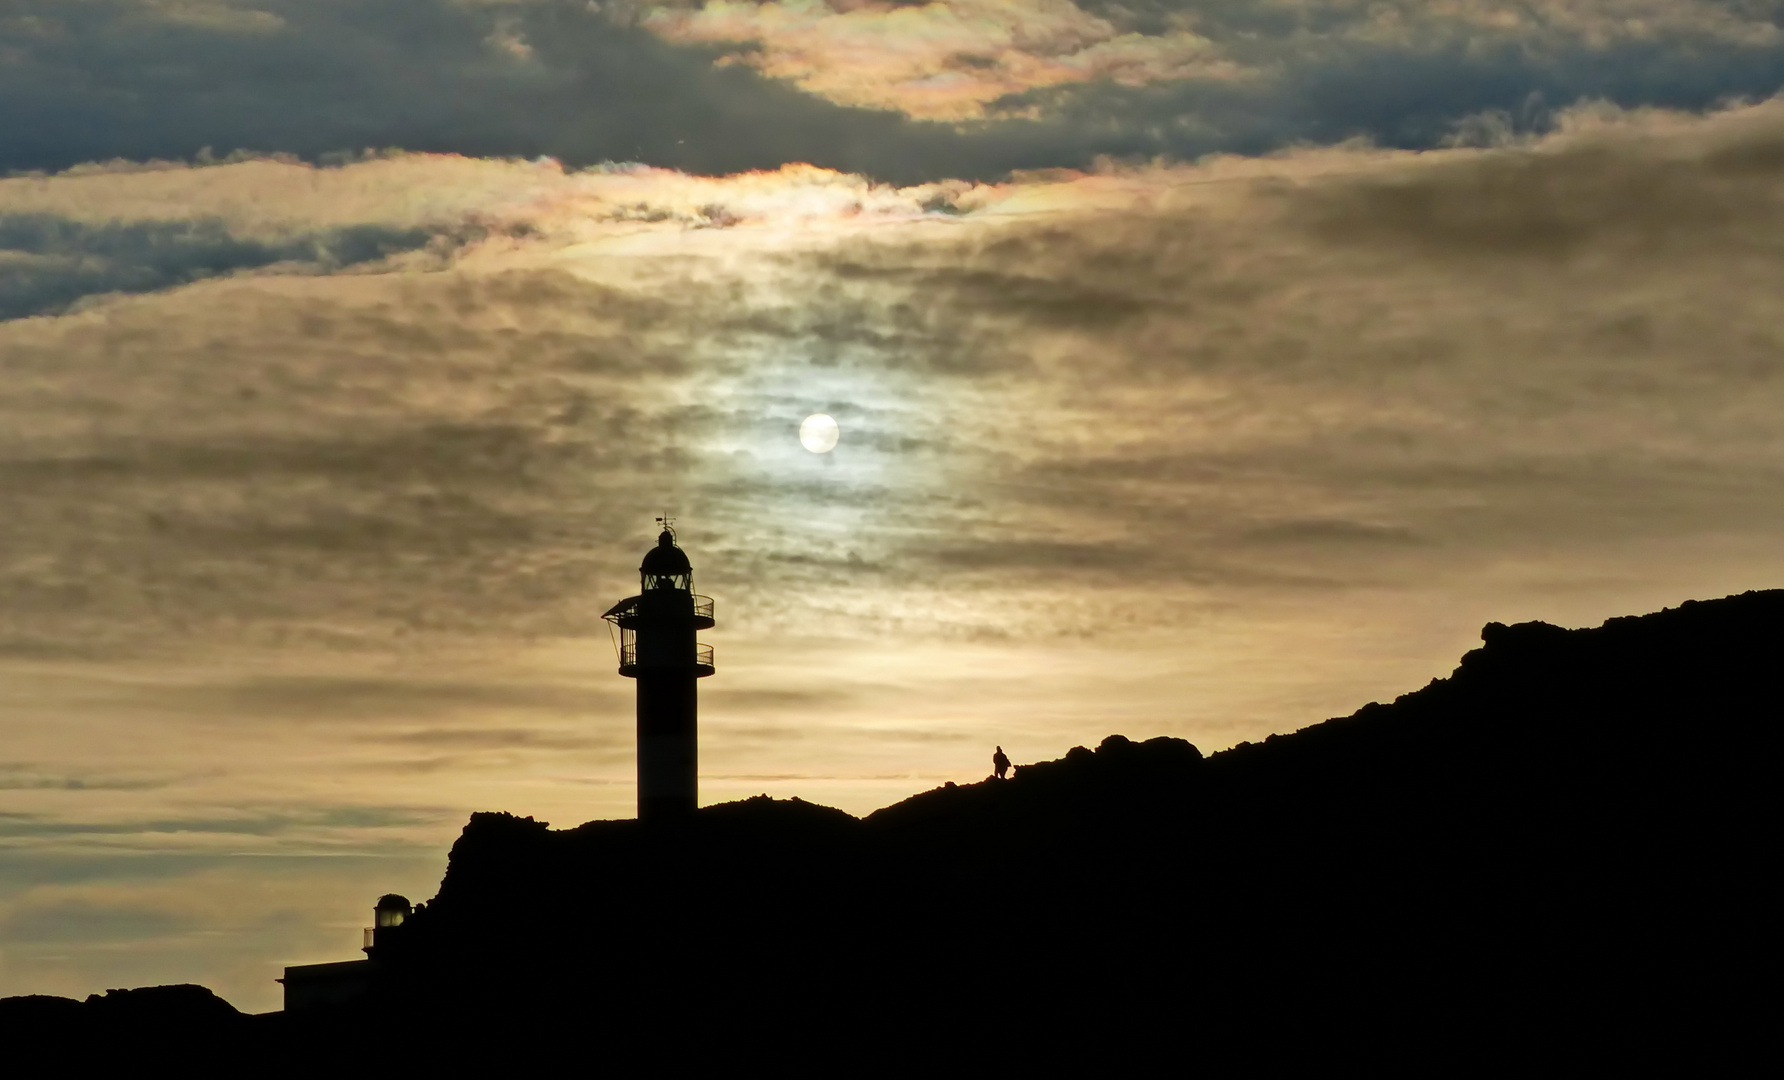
[601,522,715,821]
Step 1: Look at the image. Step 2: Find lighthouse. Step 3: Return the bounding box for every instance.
[601,521,715,821]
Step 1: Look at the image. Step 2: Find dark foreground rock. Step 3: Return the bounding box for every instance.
[6,590,1775,1062]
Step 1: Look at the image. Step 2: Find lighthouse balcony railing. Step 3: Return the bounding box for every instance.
[616,641,715,671]
[602,595,714,628]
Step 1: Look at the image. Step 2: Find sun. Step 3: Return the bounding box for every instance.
[799,413,840,453]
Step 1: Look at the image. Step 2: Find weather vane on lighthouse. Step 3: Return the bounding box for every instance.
[602,520,715,821]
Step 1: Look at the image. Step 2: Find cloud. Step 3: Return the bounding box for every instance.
[0,0,978,182]
[640,0,1240,120]
[373,727,612,750]
[205,674,619,722]
[6,0,1784,182]
[631,0,1784,138]
[1238,520,1424,548]
[0,764,173,792]
[0,212,452,319]
[11,102,1784,658]
[1,898,197,944]
[0,805,451,840]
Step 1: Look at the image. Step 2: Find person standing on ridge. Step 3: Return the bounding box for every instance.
[993,746,1011,780]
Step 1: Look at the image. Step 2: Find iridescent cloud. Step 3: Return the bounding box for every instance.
[640,0,1241,119]
[633,0,1784,119]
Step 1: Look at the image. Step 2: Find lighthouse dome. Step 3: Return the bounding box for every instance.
[641,530,692,577]
[373,893,412,929]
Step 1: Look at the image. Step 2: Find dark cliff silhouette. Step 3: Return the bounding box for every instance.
[6,589,1773,1060]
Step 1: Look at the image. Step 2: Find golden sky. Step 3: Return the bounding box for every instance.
[4,0,1784,1014]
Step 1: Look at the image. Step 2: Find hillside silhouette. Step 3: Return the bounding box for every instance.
[6,590,1772,1059]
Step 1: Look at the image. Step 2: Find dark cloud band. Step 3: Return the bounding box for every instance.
[0,213,445,319]
[7,0,1784,182]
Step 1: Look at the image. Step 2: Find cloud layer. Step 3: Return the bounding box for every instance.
[7,101,1784,733]
[6,0,1784,180]
[5,100,1784,1009]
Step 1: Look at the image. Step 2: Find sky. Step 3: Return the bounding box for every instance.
[3,0,1784,1013]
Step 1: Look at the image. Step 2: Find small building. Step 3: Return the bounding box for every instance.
[280,894,411,1013]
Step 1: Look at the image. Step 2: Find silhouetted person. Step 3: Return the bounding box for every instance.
[993,746,1011,780]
